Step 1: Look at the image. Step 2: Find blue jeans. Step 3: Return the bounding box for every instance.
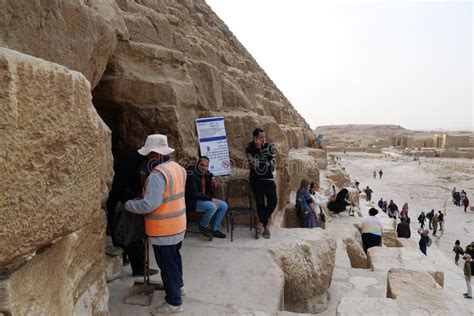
[195,199,228,231]
[152,242,183,306]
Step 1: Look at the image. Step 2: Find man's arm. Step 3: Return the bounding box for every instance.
[125,172,166,214]
[246,145,259,170]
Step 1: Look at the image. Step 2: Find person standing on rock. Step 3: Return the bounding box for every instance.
[246,128,277,239]
[125,134,186,314]
[359,208,383,253]
[185,156,228,239]
[364,186,373,202]
[462,254,472,299]
[379,169,383,179]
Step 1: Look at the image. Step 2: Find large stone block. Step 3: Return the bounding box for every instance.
[387,268,449,314]
[0,48,112,266]
[0,0,126,88]
[0,48,111,314]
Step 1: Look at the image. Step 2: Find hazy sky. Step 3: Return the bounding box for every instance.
[206,0,473,131]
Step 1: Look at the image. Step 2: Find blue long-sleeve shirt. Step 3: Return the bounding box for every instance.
[125,162,185,245]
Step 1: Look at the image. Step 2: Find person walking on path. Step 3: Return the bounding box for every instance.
[453,240,464,265]
[373,170,376,179]
[379,169,383,179]
[397,217,411,238]
[417,211,426,228]
[437,211,444,231]
[418,228,431,256]
[246,128,277,239]
[125,134,187,314]
[463,196,470,213]
[387,200,399,219]
[426,209,434,230]
[364,186,373,202]
[400,203,409,218]
[432,213,439,236]
[462,254,472,299]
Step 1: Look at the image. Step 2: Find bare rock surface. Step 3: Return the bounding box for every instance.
[0,48,111,314]
[336,298,398,316]
[108,228,336,315]
[387,268,449,314]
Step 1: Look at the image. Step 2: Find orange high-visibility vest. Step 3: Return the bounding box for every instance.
[144,161,187,237]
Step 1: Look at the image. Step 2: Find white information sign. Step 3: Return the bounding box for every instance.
[195,117,231,176]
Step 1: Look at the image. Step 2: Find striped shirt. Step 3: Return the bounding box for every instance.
[360,215,383,236]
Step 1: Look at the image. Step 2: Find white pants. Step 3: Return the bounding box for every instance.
[466,276,472,297]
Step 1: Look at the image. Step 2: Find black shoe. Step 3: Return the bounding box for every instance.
[212,230,226,238]
[199,225,211,237]
[132,268,158,277]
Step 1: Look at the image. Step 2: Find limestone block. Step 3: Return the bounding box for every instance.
[336,298,398,316]
[105,254,123,282]
[342,231,368,269]
[0,0,125,88]
[0,48,112,266]
[386,268,449,314]
[268,229,337,314]
[1,218,109,315]
[382,230,402,248]
[367,247,444,287]
[324,166,351,188]
[286,149,320,191]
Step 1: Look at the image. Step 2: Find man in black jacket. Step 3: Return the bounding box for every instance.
[396,217,411,238]
[185,156,228,238]
[246,128,278,239]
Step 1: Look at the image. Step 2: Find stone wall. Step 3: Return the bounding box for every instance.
[0,48,112,314]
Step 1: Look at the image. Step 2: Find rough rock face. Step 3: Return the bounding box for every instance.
[386,268,449,314]
[0,0,126,89]
[0,48,111,313]
[269,229,337,314]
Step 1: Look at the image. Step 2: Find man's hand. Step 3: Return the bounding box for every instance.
[329,195,336,202]
[211,198,219,206]
[211,179,217,190]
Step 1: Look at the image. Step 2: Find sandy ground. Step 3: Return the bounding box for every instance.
[339,152,474,263]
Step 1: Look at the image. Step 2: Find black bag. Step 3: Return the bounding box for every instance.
[113,202,146,248]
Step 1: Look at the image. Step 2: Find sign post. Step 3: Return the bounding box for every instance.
[195,117,231,176]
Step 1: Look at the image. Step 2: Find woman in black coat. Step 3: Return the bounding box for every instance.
[327,188,352,214]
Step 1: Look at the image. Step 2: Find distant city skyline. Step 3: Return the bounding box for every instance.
[206,0,473,131]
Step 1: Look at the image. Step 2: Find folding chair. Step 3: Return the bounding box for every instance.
[225,179,258,241]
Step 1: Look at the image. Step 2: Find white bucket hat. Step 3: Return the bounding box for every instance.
[138,134,175,156]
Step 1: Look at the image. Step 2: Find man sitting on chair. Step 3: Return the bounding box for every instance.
[185,156,228,238]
